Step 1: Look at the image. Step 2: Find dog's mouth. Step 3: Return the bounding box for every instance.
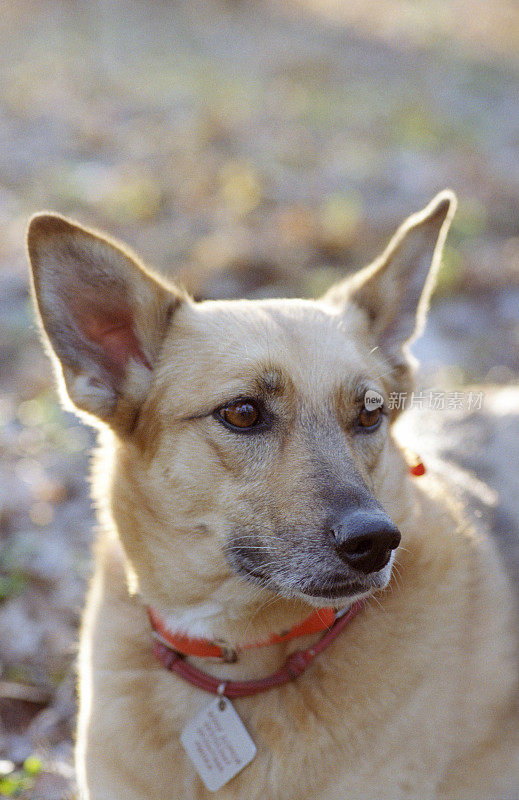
[301,579,372,599]
[295,565,393,603]
[228,549,389,604]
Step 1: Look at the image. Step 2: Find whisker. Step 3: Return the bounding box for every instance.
[368,593,387,613]
[229,545,273,552]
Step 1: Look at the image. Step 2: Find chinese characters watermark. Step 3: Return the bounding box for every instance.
[384,390,484,412]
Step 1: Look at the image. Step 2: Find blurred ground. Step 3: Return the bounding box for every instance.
[0,0,518,796]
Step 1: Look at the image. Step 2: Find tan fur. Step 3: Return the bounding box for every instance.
[27,192,518,799]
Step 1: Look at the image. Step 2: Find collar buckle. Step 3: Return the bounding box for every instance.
[214,641,238,663]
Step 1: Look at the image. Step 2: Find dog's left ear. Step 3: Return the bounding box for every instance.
[323,190,457,366]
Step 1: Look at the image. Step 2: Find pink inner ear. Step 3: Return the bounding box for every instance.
[79,308,152,374]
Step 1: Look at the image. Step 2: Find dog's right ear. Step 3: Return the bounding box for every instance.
[27,213,181,435]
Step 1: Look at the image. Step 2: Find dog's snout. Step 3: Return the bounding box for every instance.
[330,510,401,574]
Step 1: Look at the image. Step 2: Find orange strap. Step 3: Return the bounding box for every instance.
[148,606,336,660]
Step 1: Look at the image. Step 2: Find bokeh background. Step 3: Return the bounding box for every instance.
[0,1,518,796]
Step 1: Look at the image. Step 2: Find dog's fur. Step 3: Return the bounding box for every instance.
[27,192,518,799]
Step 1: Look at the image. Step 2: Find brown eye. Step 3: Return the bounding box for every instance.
[220,400,261,430]
[357,406,382,430]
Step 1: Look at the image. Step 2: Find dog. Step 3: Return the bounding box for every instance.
[27,191,518,799]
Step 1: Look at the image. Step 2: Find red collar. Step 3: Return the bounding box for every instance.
[151,600,365,698]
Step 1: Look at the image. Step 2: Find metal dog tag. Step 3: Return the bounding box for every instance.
[181,697,256,792]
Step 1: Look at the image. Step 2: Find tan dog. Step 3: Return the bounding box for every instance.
[27,191,518,799]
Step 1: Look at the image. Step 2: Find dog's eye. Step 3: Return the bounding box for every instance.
[218,400,261,430]
[357,406,382,431]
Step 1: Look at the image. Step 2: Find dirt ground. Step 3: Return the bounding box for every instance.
[0,1,518,796]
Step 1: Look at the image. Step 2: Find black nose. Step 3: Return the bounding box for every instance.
[330,510,401,574]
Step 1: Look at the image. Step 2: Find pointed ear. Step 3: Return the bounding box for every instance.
[323,190,457,366]
[27,213,181,434]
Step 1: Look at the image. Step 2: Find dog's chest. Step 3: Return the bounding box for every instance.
[85,646,463,800]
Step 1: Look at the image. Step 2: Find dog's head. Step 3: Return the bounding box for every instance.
[27,192,456,625]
